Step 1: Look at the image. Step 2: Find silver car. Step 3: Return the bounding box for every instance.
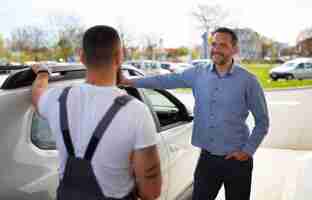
[190,59,211,68]
[124,60,170,76]
[0,64,198,200]
[269,58,312,81]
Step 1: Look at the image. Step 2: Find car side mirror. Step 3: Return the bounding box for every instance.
[186,115,194,122]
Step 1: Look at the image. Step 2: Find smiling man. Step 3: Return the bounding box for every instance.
[119,27,269,200]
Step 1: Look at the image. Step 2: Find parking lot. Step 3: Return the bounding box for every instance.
[173,88,312,200]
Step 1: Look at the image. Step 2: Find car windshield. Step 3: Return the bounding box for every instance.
[280,62,297,69]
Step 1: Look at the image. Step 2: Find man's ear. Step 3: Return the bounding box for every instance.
[79,48,87,65]
[115,47,123,67]
[233,45,239,56]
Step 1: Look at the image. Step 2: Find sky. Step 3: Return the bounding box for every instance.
[0,0,312,47]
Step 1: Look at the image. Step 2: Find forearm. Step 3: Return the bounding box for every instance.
[133,146,162,200]
[242,129,268,156]
[133,74,190,89]
[136,166,162,200]
[244,76,269,156]
[32,73,49,110]
[242,115,269,156]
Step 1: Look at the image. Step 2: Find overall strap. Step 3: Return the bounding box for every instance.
[58,87,75,157]
[84,95,133,161]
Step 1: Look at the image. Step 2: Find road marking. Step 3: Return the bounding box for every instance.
[268,101,301,106]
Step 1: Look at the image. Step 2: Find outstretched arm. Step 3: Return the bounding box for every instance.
[31,64,50,112]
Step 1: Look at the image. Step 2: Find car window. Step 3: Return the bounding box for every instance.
[304,63,312,69]
[31,113,56,150]
[296,63,305,69]
[144,89,178,112]
[142,89,190,130]
[161,63,170,69]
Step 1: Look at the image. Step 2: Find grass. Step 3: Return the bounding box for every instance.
[244,63,312,89]
[174,63,312,93]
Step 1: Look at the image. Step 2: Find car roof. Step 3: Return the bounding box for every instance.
[0,63,144,90]
[287,58,312,63]
[191,59,211,62]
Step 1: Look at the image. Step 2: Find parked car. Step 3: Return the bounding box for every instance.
[269,58,312,81]
[160,62,193,73]
[0,63,198,200]
[190,59,211,67]
[124,60,170,76]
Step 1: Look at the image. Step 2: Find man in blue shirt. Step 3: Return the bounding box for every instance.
[120,27,269,200]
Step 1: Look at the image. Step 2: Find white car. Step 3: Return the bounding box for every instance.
[161,62,193,73]
[190,59,211,67]
[124,60,170,76]
[269,58,312,81]
[0,63,198,200]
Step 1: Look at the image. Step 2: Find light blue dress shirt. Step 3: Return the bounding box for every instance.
[134,63,269,156]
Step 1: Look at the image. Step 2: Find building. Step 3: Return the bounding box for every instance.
[234,28,263,60]
[297,28,312,57]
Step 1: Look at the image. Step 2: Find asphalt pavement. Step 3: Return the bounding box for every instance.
[173,88,312,200]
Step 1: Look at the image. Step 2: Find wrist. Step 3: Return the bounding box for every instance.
[37,70,50,75]
[35,64,52,75]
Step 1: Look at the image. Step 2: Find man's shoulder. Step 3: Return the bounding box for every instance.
[234,64,257,79]
[125,96,149,112]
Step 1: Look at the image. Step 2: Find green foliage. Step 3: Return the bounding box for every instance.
[191,50,200,59]
[176,47,189,56]
[0,34,5,57]
[244,64,312,89]
[175,63,312,93]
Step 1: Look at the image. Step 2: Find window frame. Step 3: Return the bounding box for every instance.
[140,88,192,132]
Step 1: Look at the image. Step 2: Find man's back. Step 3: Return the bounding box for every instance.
[38,83,157,198]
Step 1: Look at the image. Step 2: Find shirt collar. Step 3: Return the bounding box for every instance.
[209,60,236,75]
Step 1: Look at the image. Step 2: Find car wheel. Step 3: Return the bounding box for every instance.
[286,74,294,80]
[271,77,278,81]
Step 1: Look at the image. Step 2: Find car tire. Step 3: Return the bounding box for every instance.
[271,77,278,81]
[286,74,294,80]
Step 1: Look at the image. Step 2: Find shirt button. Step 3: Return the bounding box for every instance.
[209,138,214,142]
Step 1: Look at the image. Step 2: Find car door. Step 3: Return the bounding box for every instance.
[28,86,172,200]
[304,62,312,79]
[294,63,305,79]
[140,88,199,200]
[0,91,59,200]
[123,87,170,200]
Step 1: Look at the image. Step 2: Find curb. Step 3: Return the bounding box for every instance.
[265,86,312,92]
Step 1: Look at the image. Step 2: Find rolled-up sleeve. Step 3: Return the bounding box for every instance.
[242,76,269,156]
[133,67,197,89]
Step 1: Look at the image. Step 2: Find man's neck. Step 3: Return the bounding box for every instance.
[215,59,233,74]
[86,68,116,87]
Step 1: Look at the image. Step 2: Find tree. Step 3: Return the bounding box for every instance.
[166,47,189,60]
[49,13,85,61]
[116,18,136,60]
[141,34,161,60]
[9,26,48,52]
[191,4,231,34]
[0,34,5,57]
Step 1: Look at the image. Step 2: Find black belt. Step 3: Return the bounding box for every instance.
[201,149,226,158]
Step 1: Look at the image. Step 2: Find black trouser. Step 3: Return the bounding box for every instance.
[193,150,253,200]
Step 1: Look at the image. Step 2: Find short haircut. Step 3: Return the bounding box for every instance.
[212,27,238,46]
[82,25,121,67]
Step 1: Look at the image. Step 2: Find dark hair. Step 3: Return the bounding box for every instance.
[82,25,121,67]
[212,27,238,46]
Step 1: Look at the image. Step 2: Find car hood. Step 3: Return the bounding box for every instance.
[271,66,295,73]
